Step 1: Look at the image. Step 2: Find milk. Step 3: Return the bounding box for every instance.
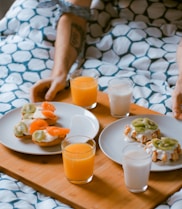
[122,148,152,193]
[108,78,133,118]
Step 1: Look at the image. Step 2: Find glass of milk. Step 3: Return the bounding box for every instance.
[108,77,133,118]
[122,143,152,193]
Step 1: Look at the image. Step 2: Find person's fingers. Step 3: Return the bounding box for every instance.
[172,91,182,120]
[30,80,51,102]
[45,78,66,101]
[173,105,182,119]
[173,110,182,120]
[176,114,182,120]
[172,101,179,116]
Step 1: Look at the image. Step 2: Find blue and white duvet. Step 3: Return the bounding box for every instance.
[0,0,181,208]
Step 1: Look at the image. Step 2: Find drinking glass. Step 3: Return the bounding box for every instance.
[122,143,152,193]
[61,135,96,184]
[70,69,98,109]
[108,77,133,118]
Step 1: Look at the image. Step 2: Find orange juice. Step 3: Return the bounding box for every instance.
[62,142,95,184]
[70,76,98,108]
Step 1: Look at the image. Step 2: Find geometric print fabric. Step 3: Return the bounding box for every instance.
[0,0,182,208]
[0,0,182,116]
[83,0,182,115]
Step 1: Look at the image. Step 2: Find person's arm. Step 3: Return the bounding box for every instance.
[50,13,87,91]
[30,0,92,102]
[52,0,92,78]
[172,39,182,119]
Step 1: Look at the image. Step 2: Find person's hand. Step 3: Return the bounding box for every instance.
[30,75,67,102]
[172,78,182,120]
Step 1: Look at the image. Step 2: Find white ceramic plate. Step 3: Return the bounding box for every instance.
[99,114,182,172]
[0,102,99,155]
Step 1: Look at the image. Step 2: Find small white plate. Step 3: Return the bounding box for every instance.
[0,102,99,155]
[99,114,182,172]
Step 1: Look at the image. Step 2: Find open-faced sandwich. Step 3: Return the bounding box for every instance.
[32,126,70,147]
[144,137,182,162]
[124,117,161,144]
[21,101,58,125]
[14,118,49,139]
[14,102,70,147]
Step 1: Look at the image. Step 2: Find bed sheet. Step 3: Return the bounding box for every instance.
[83,0,182,116]
[0,0,182,208]
[0,173,73,209]
[0,0,182,118]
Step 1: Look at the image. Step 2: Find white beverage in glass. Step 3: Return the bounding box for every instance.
[108,77,133,118]
[122,144,152,193]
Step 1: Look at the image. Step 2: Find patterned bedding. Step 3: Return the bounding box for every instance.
[0,0,182,208]
[0,0,182,117]
[84,0,182,116]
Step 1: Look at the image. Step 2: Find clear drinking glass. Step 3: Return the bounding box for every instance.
[70,69,98,109]
[108,77,133,118]
[61,135,96,184]
[122,143,152,193]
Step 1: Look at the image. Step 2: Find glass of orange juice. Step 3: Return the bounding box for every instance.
[61,135,96,184]
[70,69,98,109]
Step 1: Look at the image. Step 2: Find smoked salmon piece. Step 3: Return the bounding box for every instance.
[42,110,58,121]
[46,126,70,137]
[41,101,56,112]
[29,119,48,135]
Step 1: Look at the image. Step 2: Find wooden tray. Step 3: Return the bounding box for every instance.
[0,89,181,209]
